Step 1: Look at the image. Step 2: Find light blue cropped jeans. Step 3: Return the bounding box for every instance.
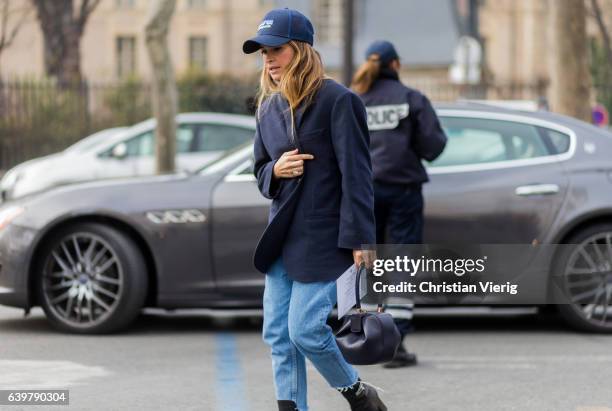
[262,258,359,411]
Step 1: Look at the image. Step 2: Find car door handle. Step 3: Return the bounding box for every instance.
[515,184,560,196]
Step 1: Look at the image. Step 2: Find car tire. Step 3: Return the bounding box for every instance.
[36,222,148,334]
[552,223,612,333]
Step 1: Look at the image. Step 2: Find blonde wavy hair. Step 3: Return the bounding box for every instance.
[256,41,325,130]
[350,54,381,94]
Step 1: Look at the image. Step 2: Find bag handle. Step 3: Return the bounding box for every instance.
[354,262,383,312]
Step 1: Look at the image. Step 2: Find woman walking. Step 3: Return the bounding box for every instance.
[352,40,447,368]
[243,8,386,411]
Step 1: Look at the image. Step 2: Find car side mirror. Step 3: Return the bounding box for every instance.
[112,143,128,159]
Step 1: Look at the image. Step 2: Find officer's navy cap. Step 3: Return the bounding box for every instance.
[365,40,400,65]
[243,8,314,54]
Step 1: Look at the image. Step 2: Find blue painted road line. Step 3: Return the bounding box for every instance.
[215,333,247,411]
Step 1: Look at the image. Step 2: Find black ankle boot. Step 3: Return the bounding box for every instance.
[338,380,387,411]
[278,400,298,411]
[383,343,418,369]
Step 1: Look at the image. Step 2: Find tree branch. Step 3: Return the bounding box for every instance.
[590,0,612,66]
[0,0,9,51]
[31,0,52,34]
[76,0,101,32]
[6,3,31,48]
[0,0,31,53]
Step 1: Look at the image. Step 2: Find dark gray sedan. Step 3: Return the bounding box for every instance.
[1,104,612,334]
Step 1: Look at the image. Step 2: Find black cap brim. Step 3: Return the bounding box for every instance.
[242,34,290,54]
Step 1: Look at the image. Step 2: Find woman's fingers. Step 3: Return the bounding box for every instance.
[285,159,304,168]
[283,149,299,157]
[353,250,364,268]
[279,165,302,177]
[273,151,314,179]
[353,249,376,268]
[363,250,377,268]
[290,153,315,161]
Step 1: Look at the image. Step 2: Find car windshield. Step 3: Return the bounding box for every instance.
[64,128,127,154]
[196,141,253,175]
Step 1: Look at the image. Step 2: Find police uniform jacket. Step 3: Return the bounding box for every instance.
[253,78,376,283]
[359,69,447,185]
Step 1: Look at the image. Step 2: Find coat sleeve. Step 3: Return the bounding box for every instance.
[253,118,280,199]
[411,93,448,162]
[331,91,376,250]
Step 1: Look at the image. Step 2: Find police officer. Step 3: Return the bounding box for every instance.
[352,40,447,368]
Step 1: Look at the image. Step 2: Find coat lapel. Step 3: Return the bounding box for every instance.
[277,94,311,151]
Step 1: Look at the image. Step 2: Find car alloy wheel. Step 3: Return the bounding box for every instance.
[563,232,612,328]
[42,232,123,328]
[37,222,148,334]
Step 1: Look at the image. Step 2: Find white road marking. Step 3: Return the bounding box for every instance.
[0,360,111,389]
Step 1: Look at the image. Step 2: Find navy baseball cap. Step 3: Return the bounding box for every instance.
[243,8,314,54]
[365,40,400,65]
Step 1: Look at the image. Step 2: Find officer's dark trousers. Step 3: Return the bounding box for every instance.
[374,181,423,339]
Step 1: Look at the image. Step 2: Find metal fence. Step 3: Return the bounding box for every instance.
[0,79,152,173]
[0,74,257,173]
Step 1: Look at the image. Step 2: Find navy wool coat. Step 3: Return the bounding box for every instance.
[253,78,376,283]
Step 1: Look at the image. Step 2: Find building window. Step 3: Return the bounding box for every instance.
[187,0,206,9]
[314,0,342,45]
[189,36,208,70]
[116,36,136,78]
[116,0,135,9]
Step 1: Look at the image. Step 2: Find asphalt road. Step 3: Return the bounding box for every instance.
[0,306,611,411]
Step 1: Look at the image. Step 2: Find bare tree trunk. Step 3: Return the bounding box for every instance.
[145,0,176,174]
[549,0,592,122]
[31,0,100,86]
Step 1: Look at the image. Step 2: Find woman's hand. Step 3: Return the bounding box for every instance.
[273,149,314,179]
[353,249,377,269]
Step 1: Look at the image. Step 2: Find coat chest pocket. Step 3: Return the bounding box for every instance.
[298,128,325,142]
[301,128,334,161]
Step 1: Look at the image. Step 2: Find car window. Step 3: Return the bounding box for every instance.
[193,124,254,152]
[99,125,196,158]
[177,126,196,153]
[508,129,549,159]
[430,117,551,167]
[125,131,154,157]
[539,127,571,154]
[66,128,126,154]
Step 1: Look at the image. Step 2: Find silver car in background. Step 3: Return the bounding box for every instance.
[0,113,255,201]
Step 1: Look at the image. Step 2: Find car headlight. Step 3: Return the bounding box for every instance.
[0,206,25,231]
[0,170,22,190]
[0,170,23,202]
